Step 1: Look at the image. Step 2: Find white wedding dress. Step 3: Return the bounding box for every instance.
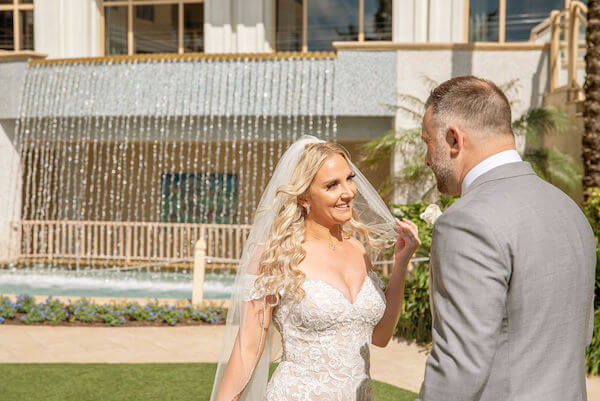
[244,270,387,401]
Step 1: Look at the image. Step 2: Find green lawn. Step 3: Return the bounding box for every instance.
[0,363,417,401]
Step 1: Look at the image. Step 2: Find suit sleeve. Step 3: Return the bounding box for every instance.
[417,208,510,401]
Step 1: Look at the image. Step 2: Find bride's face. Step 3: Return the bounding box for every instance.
[303,153,357,225]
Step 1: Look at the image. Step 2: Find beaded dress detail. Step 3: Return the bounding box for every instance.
[243,270,386,401]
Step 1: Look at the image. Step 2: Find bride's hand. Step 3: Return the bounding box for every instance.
[393,218,421,266]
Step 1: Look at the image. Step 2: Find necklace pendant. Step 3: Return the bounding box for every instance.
[330,244,336,251]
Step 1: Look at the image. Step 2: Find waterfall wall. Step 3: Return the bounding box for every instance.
[14,54,337,226]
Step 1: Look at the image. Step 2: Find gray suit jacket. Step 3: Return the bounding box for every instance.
[417,162,596,401]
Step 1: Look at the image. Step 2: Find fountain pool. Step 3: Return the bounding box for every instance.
[0,265,235,300]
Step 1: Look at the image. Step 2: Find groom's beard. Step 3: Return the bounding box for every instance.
[429,149,455,195]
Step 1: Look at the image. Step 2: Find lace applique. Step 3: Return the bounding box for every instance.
[263,270,387,401]
[241,274,268,302]
[370,271,387,291]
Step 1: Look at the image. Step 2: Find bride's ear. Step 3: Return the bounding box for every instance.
[297,195,308,209]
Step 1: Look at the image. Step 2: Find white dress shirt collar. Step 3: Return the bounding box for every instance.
[461,150,522,195]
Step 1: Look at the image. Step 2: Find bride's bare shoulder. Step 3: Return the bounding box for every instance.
[346,236,367,255]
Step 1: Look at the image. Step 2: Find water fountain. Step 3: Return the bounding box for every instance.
[1,53,337,300]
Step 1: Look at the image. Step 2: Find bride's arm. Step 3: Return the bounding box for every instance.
[372,218,420,348]
[215,295,274,401]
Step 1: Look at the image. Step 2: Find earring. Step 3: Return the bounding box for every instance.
[305,204,310,215]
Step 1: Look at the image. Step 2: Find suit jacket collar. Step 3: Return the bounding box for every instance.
[461,161,536,197]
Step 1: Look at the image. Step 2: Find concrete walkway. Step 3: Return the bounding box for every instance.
[1,325,599,399]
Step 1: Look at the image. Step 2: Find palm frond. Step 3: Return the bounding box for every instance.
[545,147,583,193]
[421,76,440,92]
[397,93,426,109]
[396,104,425,123]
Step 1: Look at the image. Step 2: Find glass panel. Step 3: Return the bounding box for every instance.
[134,5,178,54]
[276,0,302,51]
[20,0,33,3]
[184,3,203,52]
[0,11,14,50]
[364,0,392,41]
[105,6,128,55]
[308,0,359,51]
[469,0,499,42]
[161,173,238,224]
[506,0,563,42]
[20,10,33,50]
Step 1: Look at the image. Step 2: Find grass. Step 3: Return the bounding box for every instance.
[0,363,417,401]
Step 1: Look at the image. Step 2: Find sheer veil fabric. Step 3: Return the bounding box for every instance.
[209,135,398,401]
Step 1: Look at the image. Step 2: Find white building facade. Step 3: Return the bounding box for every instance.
[0,0,582,261]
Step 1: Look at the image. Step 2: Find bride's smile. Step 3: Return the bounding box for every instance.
[299,152,357,227]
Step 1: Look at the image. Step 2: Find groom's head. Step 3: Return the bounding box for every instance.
[421,76,516,196]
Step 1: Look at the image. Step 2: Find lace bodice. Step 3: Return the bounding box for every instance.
[244,270,387,401]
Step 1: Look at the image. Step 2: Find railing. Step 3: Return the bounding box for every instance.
[530,1,588,100]
[12,220,251,266]
[12,219,397,272]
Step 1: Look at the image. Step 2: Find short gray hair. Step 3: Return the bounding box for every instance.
[425,76,513,138]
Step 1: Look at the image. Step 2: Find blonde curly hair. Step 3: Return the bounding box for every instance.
[254,142,390,307]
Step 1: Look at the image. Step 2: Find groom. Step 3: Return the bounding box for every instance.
[416,76,596,401]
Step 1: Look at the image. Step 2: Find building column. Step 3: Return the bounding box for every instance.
[34,0,101,59]
[0,120,21,262]
[205,0,273,53]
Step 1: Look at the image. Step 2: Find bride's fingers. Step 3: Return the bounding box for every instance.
[396,225,417,244]
[396,224,420,247]
[400,219,419,238]
[402,218,419,231]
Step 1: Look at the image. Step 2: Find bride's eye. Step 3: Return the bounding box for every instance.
[347,173,356,180]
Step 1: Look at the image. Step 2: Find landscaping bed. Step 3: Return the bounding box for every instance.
[0,294,225,327]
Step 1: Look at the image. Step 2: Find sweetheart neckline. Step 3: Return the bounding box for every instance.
[302,270,375,306]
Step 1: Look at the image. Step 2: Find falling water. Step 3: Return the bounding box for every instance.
[4,53,337,298]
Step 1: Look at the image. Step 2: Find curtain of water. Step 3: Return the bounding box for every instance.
[11,55,337,269]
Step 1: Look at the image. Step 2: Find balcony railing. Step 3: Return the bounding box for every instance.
[530,1,587,100]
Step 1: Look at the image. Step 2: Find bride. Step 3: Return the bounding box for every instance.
[211,135,420,401]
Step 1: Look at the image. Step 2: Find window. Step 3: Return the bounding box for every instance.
[468,0,565,42]
[102,0,204,56]
[0,0,34,51]
[160,173,238,224]
[275,0,392,52]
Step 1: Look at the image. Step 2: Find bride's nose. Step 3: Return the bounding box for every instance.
[340,184,355,200]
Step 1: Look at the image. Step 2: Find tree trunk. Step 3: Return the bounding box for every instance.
[584,0,600,200]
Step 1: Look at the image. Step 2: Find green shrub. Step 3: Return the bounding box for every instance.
[0,296,15,321]
[587,310,600,375]
[20,306,46,324]
[583,187,600,309]
[15,294,36,313]
[388,201,440,344]
[158,304,184,326]
[583,188,600,375]
[395,264,431,344]
[0,294,225,327]
[125,301,157,321]
[68,298,96,323]
[41,297,68,323]
[96,304,125,326]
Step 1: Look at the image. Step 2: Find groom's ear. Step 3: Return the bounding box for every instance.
[446,126,464,158]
